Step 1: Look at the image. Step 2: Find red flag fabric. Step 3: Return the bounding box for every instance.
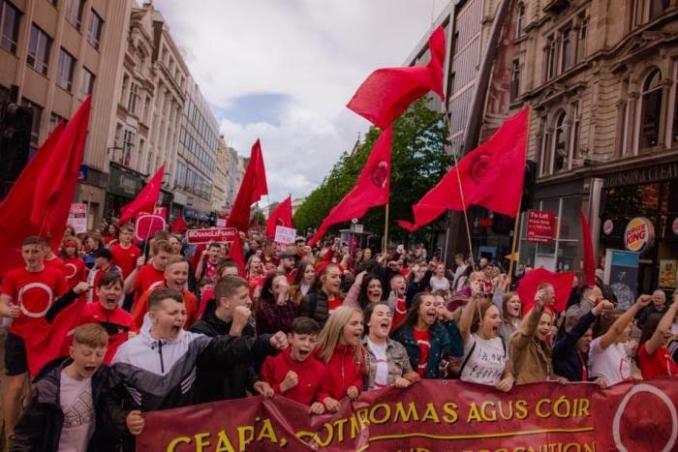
[117,165,164,226]
[516,267,576,314]
[228,235,246,277]
[309,128,392,246]
[398,108,529,232]
[227,140,268,232]
[266,196,293,239]
[0,98,92,276]
[171,216,188,233]
[347,26,445,129]
[579,210,596,287]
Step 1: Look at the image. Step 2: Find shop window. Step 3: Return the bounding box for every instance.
[639,68,662,150]
[1,0,21,54]
[516,2,525,38]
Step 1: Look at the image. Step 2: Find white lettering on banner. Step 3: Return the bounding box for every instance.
[185,228,237,244]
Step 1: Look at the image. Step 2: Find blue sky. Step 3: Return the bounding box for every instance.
[153,0,448,205]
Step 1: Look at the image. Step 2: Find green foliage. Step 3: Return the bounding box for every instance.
[293,98,452,246]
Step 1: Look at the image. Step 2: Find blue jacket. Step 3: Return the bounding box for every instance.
[392,321,463,379]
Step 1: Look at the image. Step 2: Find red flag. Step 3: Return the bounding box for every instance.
[579,211,596,287]
[517,267,576,314]
[309,128,392,246]
[398,108,529,232]
[171,216,188,233]
[347,26,445,129]
[117,165,164,226]
[227,140,268,232]
[266,196,293,239]
[228,235,246,277]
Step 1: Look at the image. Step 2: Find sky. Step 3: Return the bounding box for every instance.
[152,0,448,207]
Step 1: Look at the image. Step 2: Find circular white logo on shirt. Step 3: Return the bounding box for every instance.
[18,282,55,318]
[65,263,78,279]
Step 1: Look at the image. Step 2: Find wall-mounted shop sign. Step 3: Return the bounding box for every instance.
[623,217,654,253]
[604,162,678,188]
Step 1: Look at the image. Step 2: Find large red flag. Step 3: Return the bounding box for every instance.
[266,196,293,239]
[117,165,164,226]
[517,267,576,314]
[579,211,596,287]
[398,108,529,232]
[228,235,246,277]
[347,26,445,129]
[171,216,188,233]
[227,140,268,232]
[309,128,392,246]
[0,121,66,277]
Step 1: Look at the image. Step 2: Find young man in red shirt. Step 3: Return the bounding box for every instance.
[110,223,142,279]
[195,242,222,281]
[260,317,327,414]
[0,236,87,443]
[124,239,173,311]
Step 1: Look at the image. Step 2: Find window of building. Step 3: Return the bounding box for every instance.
[122,129,134,167]
[87,10,103,50]
[511,60,520,102]
[570,102,580,164]
[577,17,588,63]
[48,112,63,133]
[650,0,669,20]
[516,2,525,38]
[27,24,52,75]
[673,68,678,145]
[561,27,573,72]
[20,98,42,145]
[56,48,75,91]
[81,67,94,95]
[553,110,567,172]
[1,0,21,54]
[639,68,662,149]
[546,37,557,80]
[65,0,84,30]
[128,82,139,115]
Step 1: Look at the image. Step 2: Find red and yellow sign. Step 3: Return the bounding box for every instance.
[624,217,654,253]
[137,379,678,452]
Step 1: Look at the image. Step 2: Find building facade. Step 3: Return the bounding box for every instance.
[482,0,678,293]
[0,0,133,227]
[211,136,228,213]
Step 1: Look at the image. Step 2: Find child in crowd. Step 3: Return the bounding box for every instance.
[260,317,326,414]
[13,324,114,451]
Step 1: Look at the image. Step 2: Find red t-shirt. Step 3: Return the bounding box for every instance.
[638,343,678,379]
[1,267,68,338]
[133,265,165,303]
[328,297,342,317]
[44,256,68,278]
[110,243,142,278]
[62,257,87,290]
[392,297,407,332]
[413,328,432,377]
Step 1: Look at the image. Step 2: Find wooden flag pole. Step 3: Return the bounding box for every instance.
[383,203,390,255]
[508,207,522,278]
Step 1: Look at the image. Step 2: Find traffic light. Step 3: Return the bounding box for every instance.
[520,160,537,212]
[0,103,33,192]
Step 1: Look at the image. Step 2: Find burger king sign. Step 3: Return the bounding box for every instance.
[624,217,655,253]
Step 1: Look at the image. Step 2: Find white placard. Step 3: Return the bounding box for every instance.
[274,226,297,245]
[68,203,88,234]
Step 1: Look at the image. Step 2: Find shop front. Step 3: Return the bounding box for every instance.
[105,163,144,222]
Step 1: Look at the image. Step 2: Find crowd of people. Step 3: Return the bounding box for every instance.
[1,223,677,451]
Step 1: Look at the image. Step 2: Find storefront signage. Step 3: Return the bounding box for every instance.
[604,161,678,188]
[603,219,614,235]
[526,210,555,243]
[108,165,144,198]
[137,379,678,452]
[186,227,237,244]
[623,217,654,253]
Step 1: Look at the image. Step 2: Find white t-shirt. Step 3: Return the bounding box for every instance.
[430,276,450,292]
[367,338,389,389]
[588,337,632,386]
[460,334,507,386]
[58,372,95,452]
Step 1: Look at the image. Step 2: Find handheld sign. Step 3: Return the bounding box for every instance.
[274,226,297,245]
[135,214,166,241]
[186,228,237,245]
[68,203,88,234]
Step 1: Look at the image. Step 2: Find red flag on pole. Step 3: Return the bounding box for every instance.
[579,211,596,287]
[0,121,66,277]
[517,267,576,314]
[266,196,293,239]
[347,26,445,129]
[227,140,268,232]
[171,216,188,233]
[117,165,164,226]
[228,235,246,277]
[309,128,392,246]
[398,108,529,232]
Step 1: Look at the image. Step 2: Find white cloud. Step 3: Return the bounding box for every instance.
[153,0,447,205]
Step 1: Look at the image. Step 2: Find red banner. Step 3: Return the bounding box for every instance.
[527,209,556,243]
[134,214,165,241]
[137,379,678,451]
[185,227,237,244]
